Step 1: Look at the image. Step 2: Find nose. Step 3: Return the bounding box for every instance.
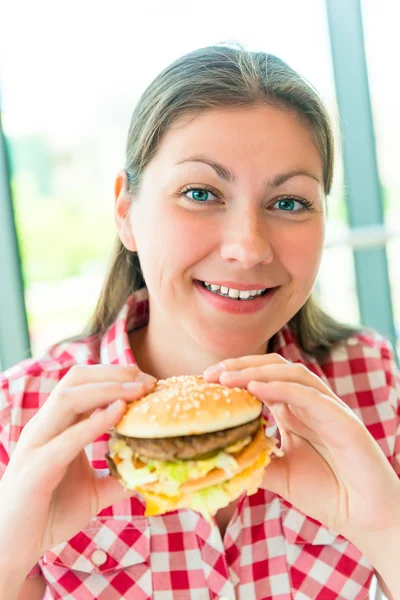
[219,208,273,268]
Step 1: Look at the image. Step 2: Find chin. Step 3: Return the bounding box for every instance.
[198,325,271,358]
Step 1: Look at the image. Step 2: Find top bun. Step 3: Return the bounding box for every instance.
[115,375,262,438]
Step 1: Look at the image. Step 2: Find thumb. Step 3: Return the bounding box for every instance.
[136,371,158,387]
[261,419,291,500]
[261,409,299,501]
[95,475,137,513]
[260,453,290,499]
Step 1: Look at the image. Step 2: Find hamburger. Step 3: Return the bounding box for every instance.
[106,375,281,519]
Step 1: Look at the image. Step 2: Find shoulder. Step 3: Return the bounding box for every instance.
[0,334,102,469]
[322,329,398,390]
[0,334,101,422]
[320,330,399,455]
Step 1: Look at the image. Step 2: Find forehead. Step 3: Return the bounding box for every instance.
[151,105,322,173]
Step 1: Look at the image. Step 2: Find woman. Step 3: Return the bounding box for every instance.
[1,45,399,600]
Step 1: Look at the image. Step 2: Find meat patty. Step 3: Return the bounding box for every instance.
[115,417,261,461]
[106,452,119,479]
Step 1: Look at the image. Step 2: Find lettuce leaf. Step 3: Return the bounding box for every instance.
[117,459,158,488]
[143,451,238,488]
[112,440,240,495]
[214,452,238,477]
[189,486,231,521]
[137,451,269,520]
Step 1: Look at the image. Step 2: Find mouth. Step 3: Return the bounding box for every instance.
[196,280,275,301]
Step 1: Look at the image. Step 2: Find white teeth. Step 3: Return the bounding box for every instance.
[228,288,240,299]
[239,290,251,299]
[202,281,267,300]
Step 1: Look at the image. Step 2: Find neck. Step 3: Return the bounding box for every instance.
[129,297,271,380]
[129,324,232,380]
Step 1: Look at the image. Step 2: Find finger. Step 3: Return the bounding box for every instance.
[220,363,332,397]
[60,364,156,387]
[42,400,127,470]
[264,400,326,448]
[260,431,322,502]
[248,380,350,417]
[248,381,361,447]
[257,386,400,513]
[94,473,137,514]
[260,452,290,499]
[20,380,149,448]
[203,353,288,382]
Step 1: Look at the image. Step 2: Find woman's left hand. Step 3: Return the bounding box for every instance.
[204,354,400,542]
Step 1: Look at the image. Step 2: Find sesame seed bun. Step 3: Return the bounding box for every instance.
[107,375,282,519]
[115,375,263,438]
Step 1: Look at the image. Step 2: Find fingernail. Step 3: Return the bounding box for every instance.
[204,362,226,376]
[136,372,157,386]
[121,381,144,391]
[220,370,242,379]
[107,399,124,411]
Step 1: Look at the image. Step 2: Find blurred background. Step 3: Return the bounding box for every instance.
[0,0,399,368]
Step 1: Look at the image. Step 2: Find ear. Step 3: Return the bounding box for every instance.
[114,170,137,252]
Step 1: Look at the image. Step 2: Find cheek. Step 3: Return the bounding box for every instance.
[274,222,324,280]
[137,206,215,273]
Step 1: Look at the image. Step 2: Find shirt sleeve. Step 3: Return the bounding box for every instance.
[393,393,400,478]
[0,373,11,479]
[0,373,42,578]
[379,340,400,477]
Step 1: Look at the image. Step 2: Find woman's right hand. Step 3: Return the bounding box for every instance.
[0,364,156,575]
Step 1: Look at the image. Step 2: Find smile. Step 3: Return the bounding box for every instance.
[200,281,269,300]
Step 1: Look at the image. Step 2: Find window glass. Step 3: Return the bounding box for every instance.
[1,0,357,356]
[361,0,400,353]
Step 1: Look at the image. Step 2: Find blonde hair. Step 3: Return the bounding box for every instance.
[84,44,356,360]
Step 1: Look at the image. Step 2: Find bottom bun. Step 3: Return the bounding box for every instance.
[137,448,270,519]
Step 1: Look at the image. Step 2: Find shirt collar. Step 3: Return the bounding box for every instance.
[274,325,330,385]
[100,288,149,366]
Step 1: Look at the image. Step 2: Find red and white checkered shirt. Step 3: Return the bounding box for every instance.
[1,289,399,600]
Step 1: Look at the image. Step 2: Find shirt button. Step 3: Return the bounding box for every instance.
[90,549,108,566]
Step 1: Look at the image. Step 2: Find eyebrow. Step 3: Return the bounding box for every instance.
[175,155,321,187]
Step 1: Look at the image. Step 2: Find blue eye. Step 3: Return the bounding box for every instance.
[273,197,314,213]
[189,189,211,202]
[278,198,295,211]
[180,186,218,203]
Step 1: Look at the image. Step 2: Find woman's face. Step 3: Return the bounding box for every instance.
[117,105,326,358]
